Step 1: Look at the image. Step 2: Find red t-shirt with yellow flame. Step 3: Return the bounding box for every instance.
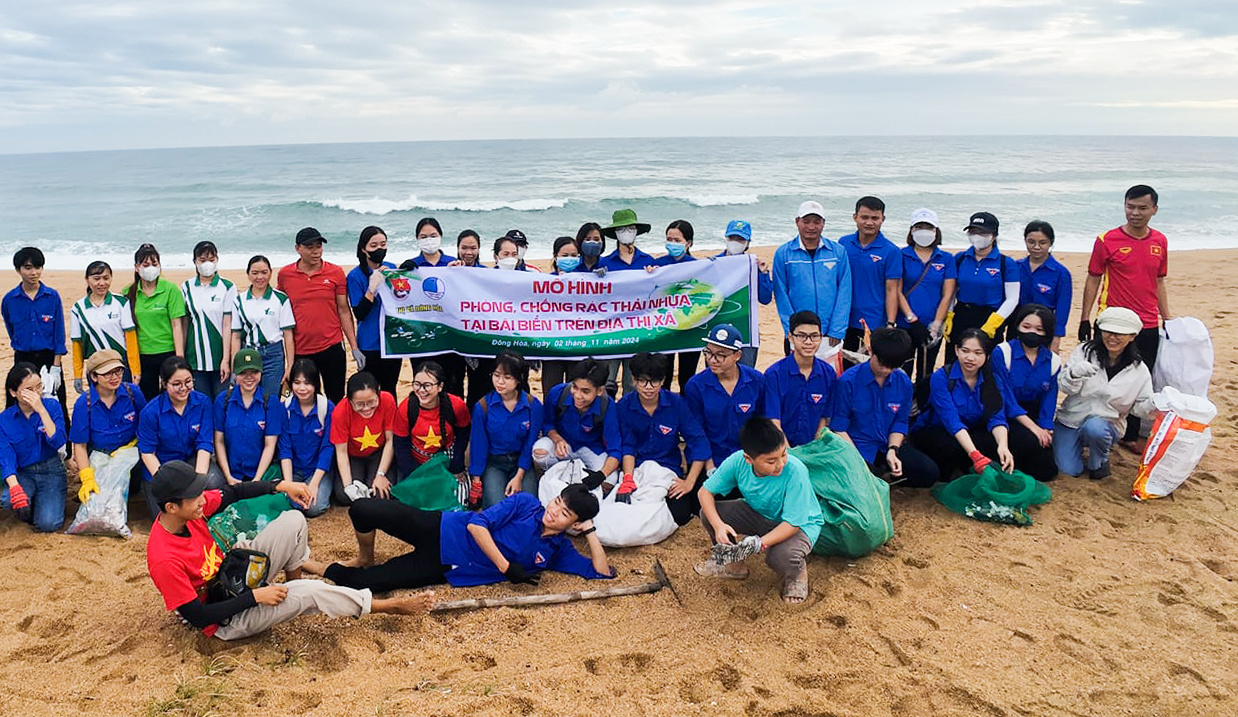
[146,490,226,636]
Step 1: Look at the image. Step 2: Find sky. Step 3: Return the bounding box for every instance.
[1,0,1235,153]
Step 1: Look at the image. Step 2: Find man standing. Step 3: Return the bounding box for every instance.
[772,201,851,350]
[1077,185,1170,448]
[839,196,902,365]
[278,228,361,403]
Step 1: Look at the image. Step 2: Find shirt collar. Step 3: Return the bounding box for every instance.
[248,285,274,300]
[946,362,984,386]
[486,391,531,411]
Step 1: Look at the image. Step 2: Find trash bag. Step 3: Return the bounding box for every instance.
[390,453,465,513]
[538,459,679,547]
[931,466,1050,526]
[1152,317,1213,398]
[1133,387,1217,500]
[65,445,140,538]
[207,493,295,551]
[789,430,894,557]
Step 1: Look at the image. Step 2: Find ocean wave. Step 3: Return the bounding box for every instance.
[316,195,568,215]
[678,194,761,207]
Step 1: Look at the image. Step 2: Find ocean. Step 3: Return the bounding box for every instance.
[0,135,1235,271]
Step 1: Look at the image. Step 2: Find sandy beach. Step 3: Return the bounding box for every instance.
[1,246,1235,716]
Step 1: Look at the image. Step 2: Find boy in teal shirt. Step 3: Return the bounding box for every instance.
[695,417,822,603]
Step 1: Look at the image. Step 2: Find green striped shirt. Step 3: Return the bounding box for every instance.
[70,292,135,362]
[232,285,296,348]
[181,275,237,372]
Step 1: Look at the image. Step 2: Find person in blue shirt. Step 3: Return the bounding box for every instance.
[138,356,223,518]
[599,209,657,272]
[896,208,957,383]
[69,349,146,508]
[306,485,613,593]
[618,352,710,524]
[764,311,835,447]
[716,219,774,367]
[540,236,584,393]
[575,222,607,274]
[470,350,543,508]
[650,219,703,391]
[348,226,401,397]
[910,329,1017,483]
[839,197,903,367]
[832,329,938,487]
[992,304,1061,482]
[948,212,1020,362]
[2,247,68,424]
[695,418,824,604]
[772,201,852,350]
[278,359,335,517]
[1017,220,1072,353]
[533,358,620,476]
[398,217,456,270]
[0,362,68,532]
[684,324,767,470]
[213,348,281,484]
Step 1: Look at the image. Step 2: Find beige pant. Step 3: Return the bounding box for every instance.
[214,511,372,640]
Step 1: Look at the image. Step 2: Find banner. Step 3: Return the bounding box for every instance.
[379,255,757,359]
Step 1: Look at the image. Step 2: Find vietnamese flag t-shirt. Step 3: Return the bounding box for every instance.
[330,391,397,458]
[394,394,471,465]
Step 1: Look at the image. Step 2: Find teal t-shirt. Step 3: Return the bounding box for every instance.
[702,451,823,545]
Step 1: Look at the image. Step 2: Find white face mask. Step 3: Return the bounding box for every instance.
[139,265,161,282]
[497,256,519,271]
[418,236,442,255]
[516,245,527,260]
[911,229,937,247]
[615,227,638,245]
[968,233,995,251]
[196,261,217,278]
[725,239,748,256]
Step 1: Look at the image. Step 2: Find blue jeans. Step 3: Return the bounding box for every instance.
[1,456,67,532]
[1053,417,1121,476]
[258,342,286,398]
[192,370,225,400]
[480,453,537,508]
[291,468,334,517]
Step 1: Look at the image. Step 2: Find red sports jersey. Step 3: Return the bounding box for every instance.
[393,394,471,465]
[329,391,396,458]
[1087,227,1167,329]
[146,490,226,636]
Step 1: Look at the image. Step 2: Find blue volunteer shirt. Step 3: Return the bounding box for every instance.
[771,236,852,338]
[542,383,621,455]
[346,262,396,352]
[702,451,824,546]
[213,386,281,480]
[913,364,1009,434]
[831,362,913,463]
[840,232,903,330]
[469,391,543,475]
[68,382,146,453]
[0,399,67,475]
[2,283,67,354]
[1017,255,1073,337]
[438,493,613,587]
[278,397,336,477]
[616,389,710,475]
[992,341,1060,429]
[137,391,215,479]
[653,252,697,267]
[897,246,957,329]
[763,354,835,447]
[600,248,656,272]
[684,364,767,466]
[954,247,1011,308]
[408,252,456,268]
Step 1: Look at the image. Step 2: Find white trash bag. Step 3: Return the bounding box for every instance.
[1152,317,1213,398]
[66,445,140,537]
[539,459,679,547]
[1132,387,1216,501]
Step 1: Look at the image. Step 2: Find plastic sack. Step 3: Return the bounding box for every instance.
[391,453,465,513]
[931,466,1050,526]
[1152,317,1213,398]
[789,430,894,557]
[65,445,140,538]
[538,459,679,547]
[208,493,295,551]
[814,341,844,378]
[1132,387,1216,500]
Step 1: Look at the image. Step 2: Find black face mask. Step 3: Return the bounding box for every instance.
[367,248,387,264]
[581,241,603,258]
[1017,330,1048,348]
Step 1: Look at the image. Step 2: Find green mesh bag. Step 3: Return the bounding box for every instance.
[931,465,1051,526]
[207,493,295,550]
[789,430,894,558]
[390,453,465,513]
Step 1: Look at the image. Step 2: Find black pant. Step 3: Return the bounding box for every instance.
[15,350,69,430]
[661,351,700,393]
[465,358,496,408]
[438,353,468,398]
[360,350,402,398]
[1124,326,1161,441]
[138,350,175,400]
[297,343,347,403]
[902,336,943,384]
[946,303,1003,365]
[667,482,702,526]
[910,424,1000,483]
[333,453,383,505]
[323,499,449,593]
[1007,421,1058,482]
[870,442,939,488]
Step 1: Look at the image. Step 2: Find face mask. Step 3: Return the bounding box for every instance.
[497,256,519,271]
[418,236,442,255]
[665,242,687,259]
[581,241,603,258]
[556,256,581,273]
[517,245,527,260]
[196,261,217,278]
[616,227,637,245]
[725,239,748,256]
[367,248,387,264]
[1017,330,1049,349]
[969,233,995,251]
[911,229,937,247]
[139,266,161,282]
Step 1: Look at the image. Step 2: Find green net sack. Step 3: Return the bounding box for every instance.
[390,453,465,513]
[931,466,1051,526]
[789,430,894,558]
[207,493,295,551]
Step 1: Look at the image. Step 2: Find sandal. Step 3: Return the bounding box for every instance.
[781,572,809,603]
[694,560,749,579]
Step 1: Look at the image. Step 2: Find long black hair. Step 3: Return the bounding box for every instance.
[407,361,462,455]
[956,328,1004,422]
[1083,334,1142,375]
[356,226,386,268]
[6,362,39,409]
[128,243,160,332]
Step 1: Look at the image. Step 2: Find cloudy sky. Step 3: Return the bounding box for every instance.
[1,1,1234,153]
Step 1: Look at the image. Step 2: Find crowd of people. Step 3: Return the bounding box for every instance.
[0,184,1171,633]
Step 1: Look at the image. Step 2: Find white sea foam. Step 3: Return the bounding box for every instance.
[317,195,568,215]
[679,194,761,207]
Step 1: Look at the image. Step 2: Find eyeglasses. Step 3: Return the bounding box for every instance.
[633,378,660,388]
[166,379,194,390]
[93,367,124,379]
[411,381,440,391]
[351,399,379,411]
[491,371,515,380]
[791,332,822,343]
[703,349,736,363]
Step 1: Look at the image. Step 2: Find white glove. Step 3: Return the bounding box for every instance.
[367,268,385,294]
[73,378,84,394]
[352,349,367,371]
[41,366,62,396]
[343,482,372,502]
[1069,362,1100,381]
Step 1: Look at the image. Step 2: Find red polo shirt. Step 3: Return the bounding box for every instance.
[277,261,348,354]
[1087,227,1167,329]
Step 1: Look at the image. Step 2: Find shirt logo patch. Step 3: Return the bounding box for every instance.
[810,394,823,403]
[1151,245,1163,255]
[823,260,837,269]
[40,314,53,322]
[870,254,883,263]
[190,424,201,433]
[986,268,999,276]
[315,428,324,437]
[738,403,752,413]
[931,263,945,271]
[257,421,266,429]
[521,420,530,430]
[533,552,546,565]
[887,403,901,413]
[124,412,135,422]
[1119,246,1132,254]
[1036,283,1051,294]
[658,424,673,434]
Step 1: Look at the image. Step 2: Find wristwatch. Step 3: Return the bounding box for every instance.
[579,526,597,536]
[376,470,387,478]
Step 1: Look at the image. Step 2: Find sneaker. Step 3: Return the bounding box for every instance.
[1089,461,1111,481]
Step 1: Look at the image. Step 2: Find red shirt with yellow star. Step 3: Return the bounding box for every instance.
[330,391,396,458]
[146,490,227,636]
[394,394,472,465]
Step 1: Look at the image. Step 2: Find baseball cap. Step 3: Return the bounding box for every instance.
[964,212,999,235]
[232,347,262,373]
[910,208,939,228]
[703,323,745,351]
[504,229,528,245]
[151,461,208,508]
[796,201,825,219]
[84,349,125,377]
[296,227,328,245]
[725,220,752,242]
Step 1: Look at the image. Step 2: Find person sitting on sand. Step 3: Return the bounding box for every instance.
[695,418,823,604]
[145,461,432,642]
[763,310,836,447]
[684,324,768,471]
[302,484,613,593]
[532,358,620,477]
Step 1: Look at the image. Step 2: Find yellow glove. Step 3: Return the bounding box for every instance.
[110,439,138,457]
[78,466,100,504]
[980,312,1006,338]
[942,311,954,340]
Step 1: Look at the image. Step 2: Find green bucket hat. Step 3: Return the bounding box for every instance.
[601,208,652,238]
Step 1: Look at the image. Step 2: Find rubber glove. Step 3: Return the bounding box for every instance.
[367,268,385,295]
[615,473,637,504]
[1068,361,1100,381]
[711,534,764,565]
[942,311,954,341]
[504,562,540,586]
[1077,320,1093,343]
[980,313,1006,338]
[968,450,992,474]
[351,349,367,371]
[343,482,372,502]
[73,378,84,395]
[8,484,32,524]
[78,467,100,503]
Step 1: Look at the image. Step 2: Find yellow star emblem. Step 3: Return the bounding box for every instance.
[354,425,381,451]
[420,425,442,450]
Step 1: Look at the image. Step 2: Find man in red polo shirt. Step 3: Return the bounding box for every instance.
[278,227,361,402]
[1078,184,1171,447]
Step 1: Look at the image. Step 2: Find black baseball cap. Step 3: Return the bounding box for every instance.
[151,461,208,508]
[504,229,528,245]
[296,227,328,245]
[964,212,999,235]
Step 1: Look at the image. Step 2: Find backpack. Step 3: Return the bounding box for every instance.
[283,393,328,429]
[222,385,273,426]
[407,393,463,457]
[995,342,1061,375]
[555,385,610,426]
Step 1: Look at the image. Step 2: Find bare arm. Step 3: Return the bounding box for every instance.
[251,435,279,483]
[1080,274,1102,323]
[335,295,358,353]
[580,524,610,576]
[194,449,211,476]
[172,316,185,357]
[884,278,901,324]
[1156,276,1171,320]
